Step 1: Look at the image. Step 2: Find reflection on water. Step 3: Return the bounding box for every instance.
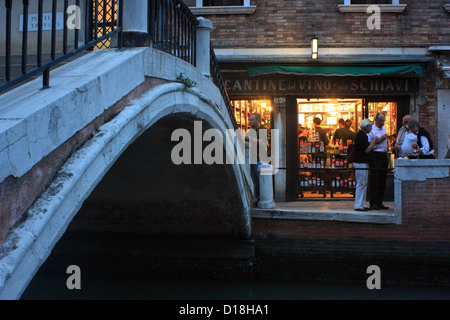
[22,274,450,300]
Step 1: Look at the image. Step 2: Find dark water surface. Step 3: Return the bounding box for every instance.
[22,273,450,300]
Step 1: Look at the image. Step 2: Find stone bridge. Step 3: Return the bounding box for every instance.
[0,43,254,299]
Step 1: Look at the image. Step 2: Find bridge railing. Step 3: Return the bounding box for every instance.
[147,0,235,128]
[0,0,123,94]
[148,0,198,66]
[210,44,237,129]
[1,0,236,129]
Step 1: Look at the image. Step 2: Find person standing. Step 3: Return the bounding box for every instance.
[367,112,389,210]
[395,114,414,157]
[341,119,356,145]
[333,118,345,142]
[245,113,267,204]
[314,117,329,146]
[353,119,380,211]
[405,119,435,159]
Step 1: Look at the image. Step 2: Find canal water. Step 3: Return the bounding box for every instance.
[21,273,450,300]
[19,230,450,300]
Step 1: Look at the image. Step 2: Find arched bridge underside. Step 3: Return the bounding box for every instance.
[0,80,252,299]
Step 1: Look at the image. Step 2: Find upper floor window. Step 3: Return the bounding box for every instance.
[339,0,406,12]
[190,0,256,15]
[203,0,244,6]
[345,0,397,3]
[350,0,392,3]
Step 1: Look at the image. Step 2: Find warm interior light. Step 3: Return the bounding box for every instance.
[311,37,318,60]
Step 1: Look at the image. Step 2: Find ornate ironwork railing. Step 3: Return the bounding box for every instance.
[0,0,122,93]
[210,45,237,129]
[148,0,198,66]
[1,0,237,130]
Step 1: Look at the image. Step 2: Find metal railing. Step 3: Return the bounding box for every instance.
[1,0,237,131]
[210,45,237,129]
[148,0,198,66]
[1,0,122,94]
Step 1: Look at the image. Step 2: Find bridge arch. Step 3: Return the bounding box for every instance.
[0,82,251,299]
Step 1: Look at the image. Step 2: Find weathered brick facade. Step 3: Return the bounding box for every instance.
[185,0,450,154]
[253,176,450,243]
[251,165,450,284]
[185,1,450,283]
[185,0,450,48]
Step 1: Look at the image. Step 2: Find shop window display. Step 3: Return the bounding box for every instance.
[297,98,397,199]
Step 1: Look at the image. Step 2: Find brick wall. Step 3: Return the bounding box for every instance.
[251,171,450,284]
[183,0,448,155]
[184,0,450,48]
[252,170,450,251]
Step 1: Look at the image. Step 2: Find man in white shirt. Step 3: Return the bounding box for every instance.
[395,114,414,157]
[367,113,389,210]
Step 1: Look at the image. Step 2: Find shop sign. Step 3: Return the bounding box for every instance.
[224,75,415,95]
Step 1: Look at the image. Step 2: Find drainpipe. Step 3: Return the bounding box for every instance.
[196,17,213,78]
[121,0,150,47]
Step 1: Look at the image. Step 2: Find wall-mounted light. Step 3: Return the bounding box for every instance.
[311,37,318,60]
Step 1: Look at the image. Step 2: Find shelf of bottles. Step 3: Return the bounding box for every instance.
[298,133,355,198]
[298,99,360,140]
[232,99,272,131]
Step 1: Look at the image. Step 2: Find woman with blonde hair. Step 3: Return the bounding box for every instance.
[353,119,380,211]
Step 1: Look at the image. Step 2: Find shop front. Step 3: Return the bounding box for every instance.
[223,65,421,202]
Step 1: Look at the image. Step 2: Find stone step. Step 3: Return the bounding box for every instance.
[0,51,90,88]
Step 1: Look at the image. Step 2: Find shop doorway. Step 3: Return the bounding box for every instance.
[296,97,398,200]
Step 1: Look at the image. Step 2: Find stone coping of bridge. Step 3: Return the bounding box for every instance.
[0,47,230,184]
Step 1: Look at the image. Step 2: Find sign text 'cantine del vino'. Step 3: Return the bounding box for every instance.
[223,74,416,96]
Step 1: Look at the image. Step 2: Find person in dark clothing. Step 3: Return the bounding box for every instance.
[314,117,329,146]
[334,119,356,146]
[333,118,345,142]
[353,119,380,211]
[245,113,267,204]
[342,119,356,145]
[405,119,435,159]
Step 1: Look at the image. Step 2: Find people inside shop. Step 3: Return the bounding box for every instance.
[395,114,415,158]
[367,112,389,210]
[334,119,356,146]
[313,117,329,146]
[245,113,267,204]
[333,118,345,141]
[298,126,309,144]
[353,119,381,212]
[404,119,435,159]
